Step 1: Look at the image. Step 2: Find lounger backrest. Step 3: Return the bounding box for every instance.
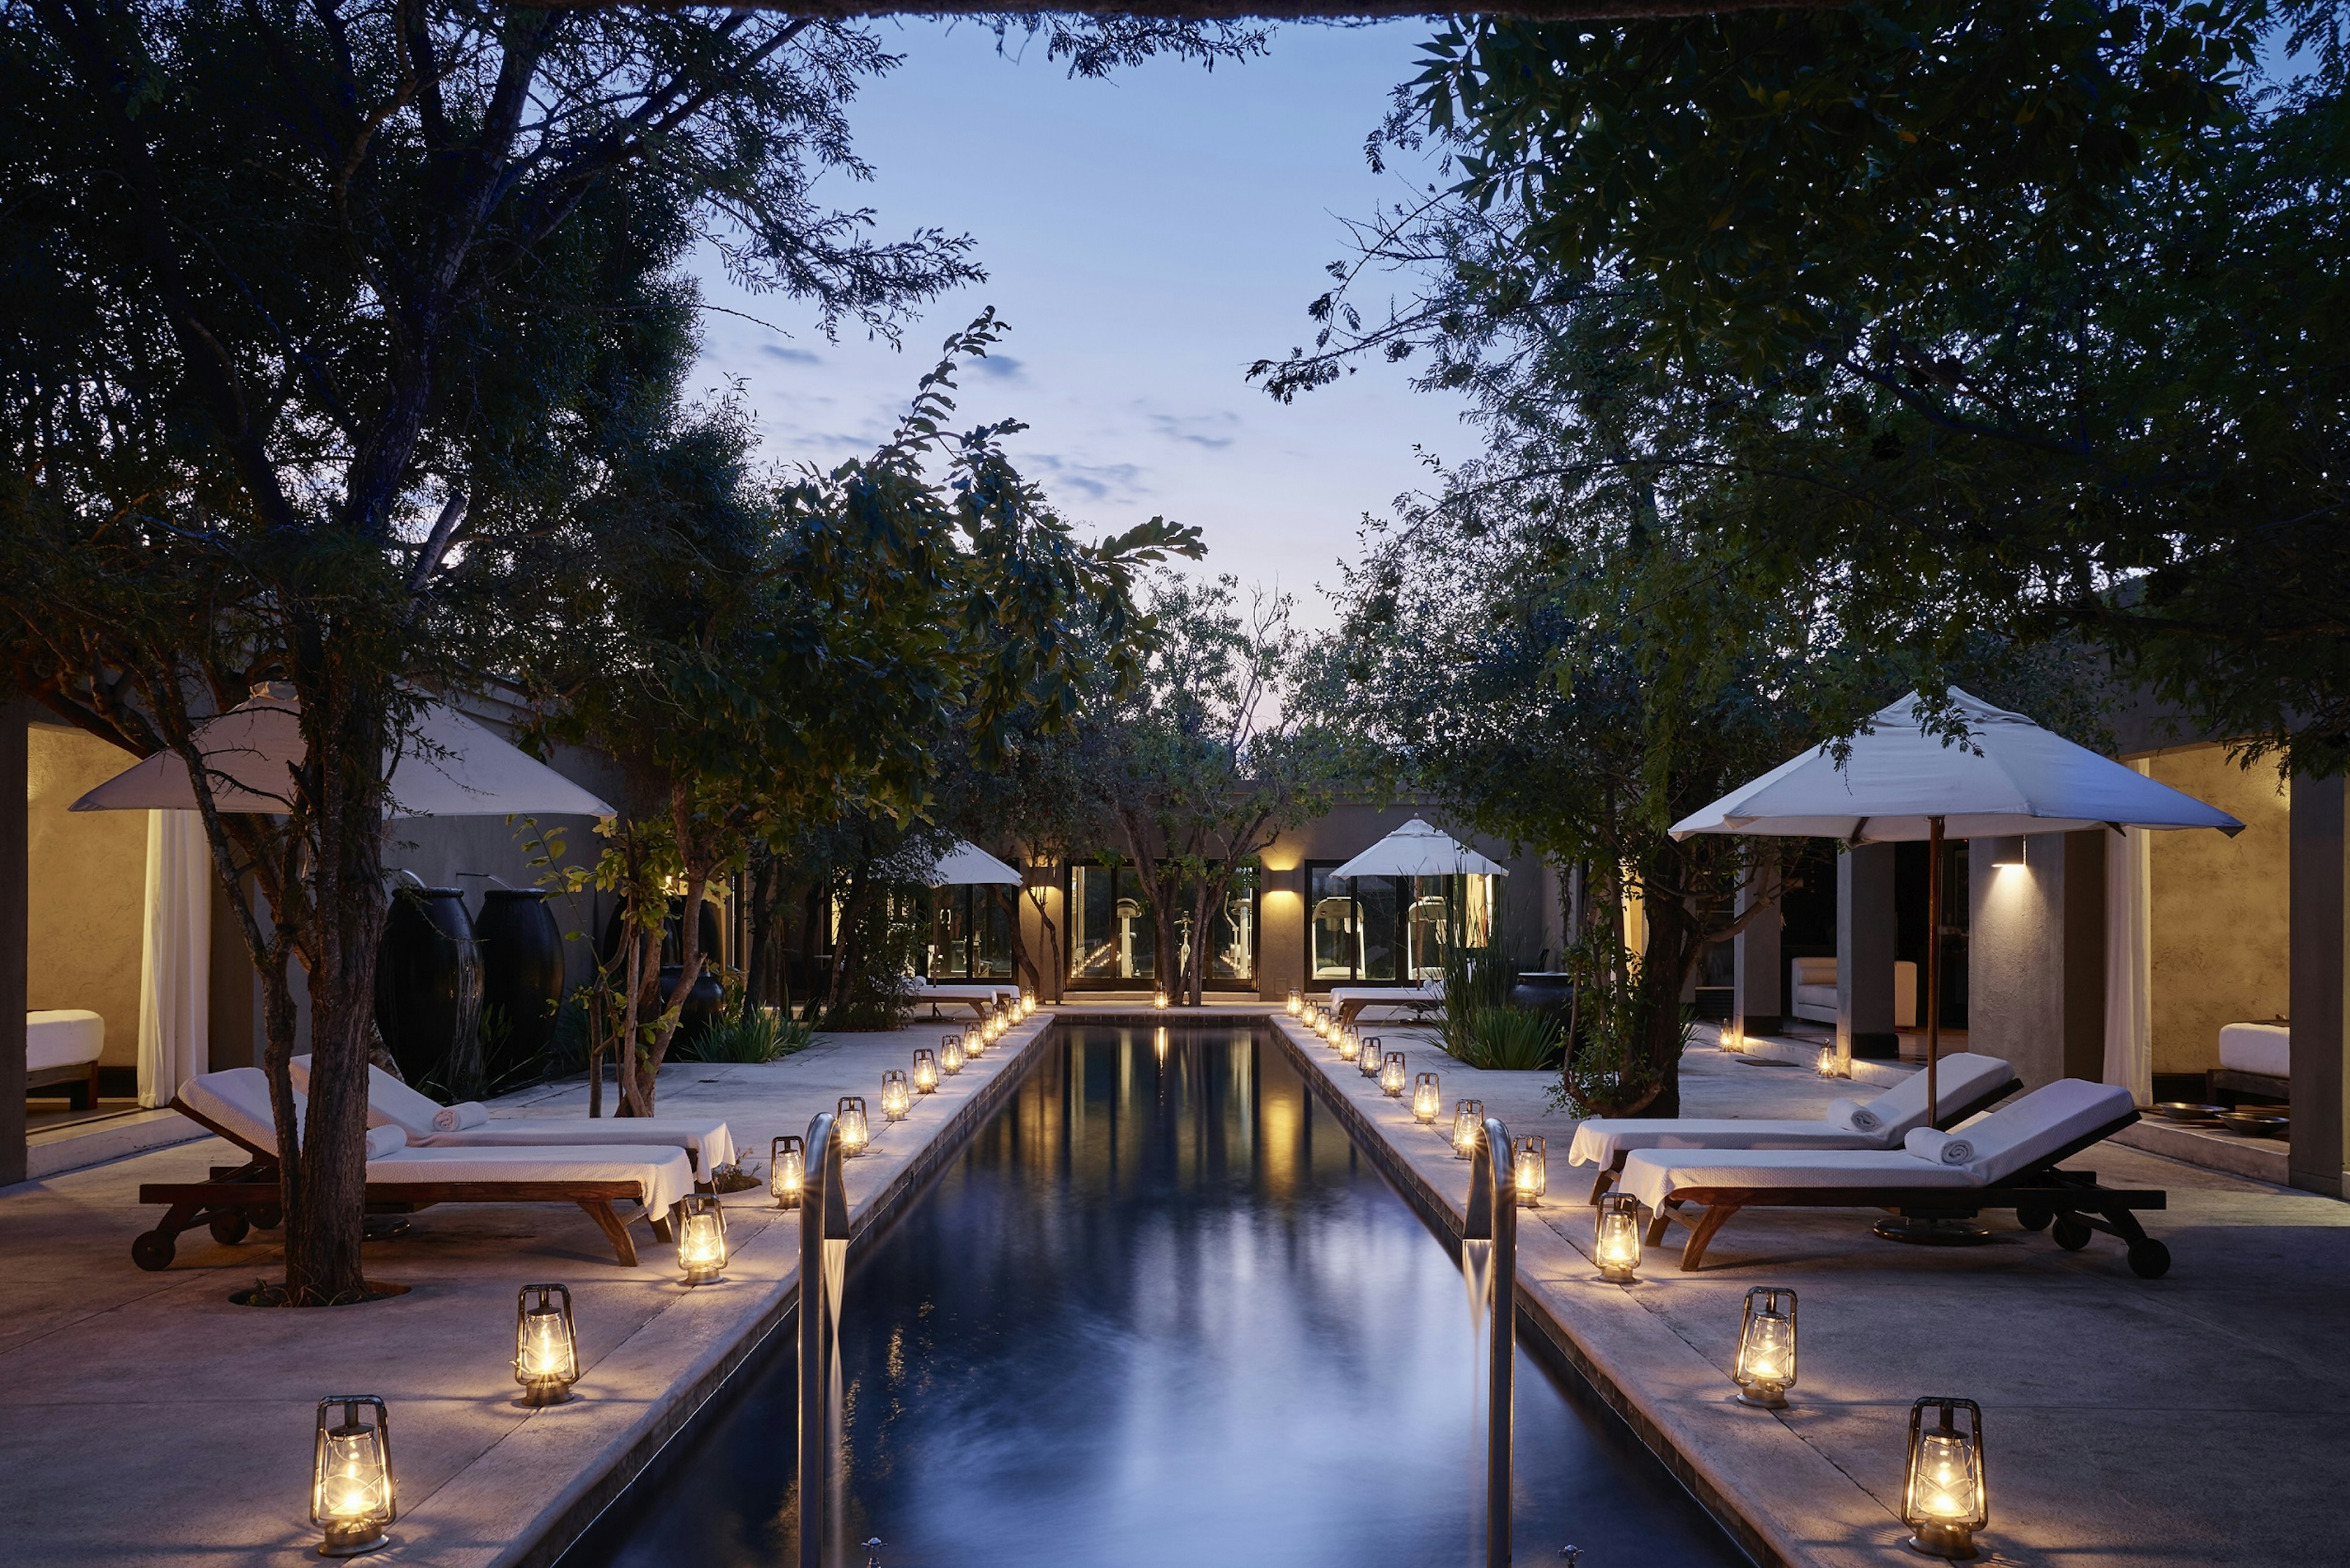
[1860,1053,2015,1135]
[1956,1080,2136,1184]
[180,1067,300,1155]
[289,1055,447,1139]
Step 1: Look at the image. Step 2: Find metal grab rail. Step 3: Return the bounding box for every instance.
[1465,1113,1516,1568]
[799,1108,852,1568]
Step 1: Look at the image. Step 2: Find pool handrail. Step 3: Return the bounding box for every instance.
[1464,1113,1516,1568]
[799,1107,852,1568]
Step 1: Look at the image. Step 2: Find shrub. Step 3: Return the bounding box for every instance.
[682,1006,816,1064]
[1453,1004,1563,1070]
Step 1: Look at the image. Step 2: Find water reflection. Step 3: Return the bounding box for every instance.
[573,1028,1740,1568]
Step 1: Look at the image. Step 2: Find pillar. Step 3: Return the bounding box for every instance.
[2289,774,2346,1198]
[1733,868,1783,1040]
[1838,843,1898,1058]
[1966,830,2107,1090]
[2,702,27,1184]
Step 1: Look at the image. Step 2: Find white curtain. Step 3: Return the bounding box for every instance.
[2102,761,2154,1104]
[137,810,212,1107]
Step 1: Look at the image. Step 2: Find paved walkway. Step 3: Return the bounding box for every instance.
[1279,1016,2348,1568]
[0,1010,1053,1567]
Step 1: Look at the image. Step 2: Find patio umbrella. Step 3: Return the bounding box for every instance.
[69,684,615,818]
[1331,818,1510,880]
[1671,687,2240,1124]
[924,840,1024,886]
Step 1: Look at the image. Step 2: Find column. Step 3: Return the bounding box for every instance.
[2,703,28,1184]
[2289,774,2346,1198]
[1732,868,1783,1042]
[1838,843,1898,1059]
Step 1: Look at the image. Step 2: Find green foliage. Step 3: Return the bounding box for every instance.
[1456,1007,1562,1073]
[681,1006,815,1065]
[1436,942,1560,1070]
[1553,939,1682,1119]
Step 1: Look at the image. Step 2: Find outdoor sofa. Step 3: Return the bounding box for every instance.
[1617,1079,2169,1277]
[1570,1051,2021,1202]
[2210,1020,2289,1107]
[132,1067,695,1271]
[26,1008,104,1110]
[288,1055,736,1173]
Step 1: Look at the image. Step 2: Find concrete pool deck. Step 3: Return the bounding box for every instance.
[1274,1014,2348,1568]
[4,1005,2338,1567]
[0,1009,1055,1567]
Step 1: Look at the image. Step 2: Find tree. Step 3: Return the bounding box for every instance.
[1261,2,2350,771]
[1081,573,1339,1004]
[0,0,1245,1301]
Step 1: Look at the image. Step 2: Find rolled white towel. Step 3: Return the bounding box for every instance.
[364,1124,408,1160]
[1828,1097,1882,1134]
[1904,1127,1975,1167]
[433,1101,490,1133]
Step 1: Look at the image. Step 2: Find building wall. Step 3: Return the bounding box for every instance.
[1968,829,2105,1089]
[2144,744,2291,1075]
[25,721,145,1067]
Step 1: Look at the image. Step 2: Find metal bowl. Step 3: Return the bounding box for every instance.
[2150,1102,2228,1122]
[2217,1111,2289,1138]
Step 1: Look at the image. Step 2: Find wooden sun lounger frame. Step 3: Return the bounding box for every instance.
[1586,1073,2027,1204]
[1332,990,1442,1028]
[131,1098,683,1271]
[1638,1110,2170,1277]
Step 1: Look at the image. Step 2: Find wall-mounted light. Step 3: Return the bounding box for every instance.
[770,1134,805,1210]
[1412,1072,1442,1124]
[1512,1135,1546,1207]
[1452,1100,1485,1160]
[1903,1397,1987,1559]
[1733,1286,1797,1408]
[676,1193,728,1285]
[311,1395,395,1556]
[1595,1193,1643,1282]
[514,1283,579,1406]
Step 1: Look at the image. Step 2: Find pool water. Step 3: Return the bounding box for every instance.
[569,1026,1746,1568]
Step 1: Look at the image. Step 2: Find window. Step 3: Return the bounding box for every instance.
[923,885,1014,980]
[1306,865,1496,987]
[1066,861,1258,987]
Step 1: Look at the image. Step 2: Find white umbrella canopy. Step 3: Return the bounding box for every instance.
[70,684,616,819]
[924,840,1024,887]
[1331,818,1510,879]
[1669,688,2242,843]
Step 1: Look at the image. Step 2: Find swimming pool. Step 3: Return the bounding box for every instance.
[567,1025,1746,1567]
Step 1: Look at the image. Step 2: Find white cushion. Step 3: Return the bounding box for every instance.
[365,1143,694,1215]
[1947,1079,2135,1184]
[1567,1053,2013,1167]
[291,1053,735,1168]
[2218,1022,2289,1079]
[27,1010,105,1072]
[179,1067,293,1151]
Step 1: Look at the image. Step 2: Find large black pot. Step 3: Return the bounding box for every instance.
[600,897,723,971]
[476,889,565,1086]
[376,886,485,1100]
[657,964,726,1047]
[1510,971,1579,1017]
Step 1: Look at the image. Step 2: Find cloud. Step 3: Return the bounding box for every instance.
[1144,409,1241,450]
[759,345,824,366]
[974,354,1025,381]
[1028,452,1147,502]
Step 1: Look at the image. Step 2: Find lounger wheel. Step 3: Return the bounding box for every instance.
[2127,1239,2172,1279]
[209,1212,252,1246]
[254,1204,283,1230]
[2015,1203,2054,1231]
[131,1231,177,1272]
[2051,1215,2093,1252]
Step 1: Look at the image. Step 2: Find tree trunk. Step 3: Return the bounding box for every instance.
[1026,887,1062,1003]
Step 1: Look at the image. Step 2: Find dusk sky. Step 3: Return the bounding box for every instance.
[688,19,1469,623]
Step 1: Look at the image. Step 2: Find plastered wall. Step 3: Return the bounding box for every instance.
[26,722,146,1066]
[2147,745,2290,1074]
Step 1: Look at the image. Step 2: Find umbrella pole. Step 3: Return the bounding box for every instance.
[1925,815,1942,1127]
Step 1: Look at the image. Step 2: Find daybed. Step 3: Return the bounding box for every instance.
[2210,1021,2289,1107]
[288,1055,736,1172]
[26,1009,104,1110]
[133,1067,694,1270]
[1619,1079,2169,1277]
[1570,1051,2020,1202]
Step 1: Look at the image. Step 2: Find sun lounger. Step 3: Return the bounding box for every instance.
[1570,1052,2021,1202]
[132,1067,695,1271]
[1616,1080,2168,1277]
[1329,979,1442,1027]
[909,979,1020,1017]
[288,1055,735,1173]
